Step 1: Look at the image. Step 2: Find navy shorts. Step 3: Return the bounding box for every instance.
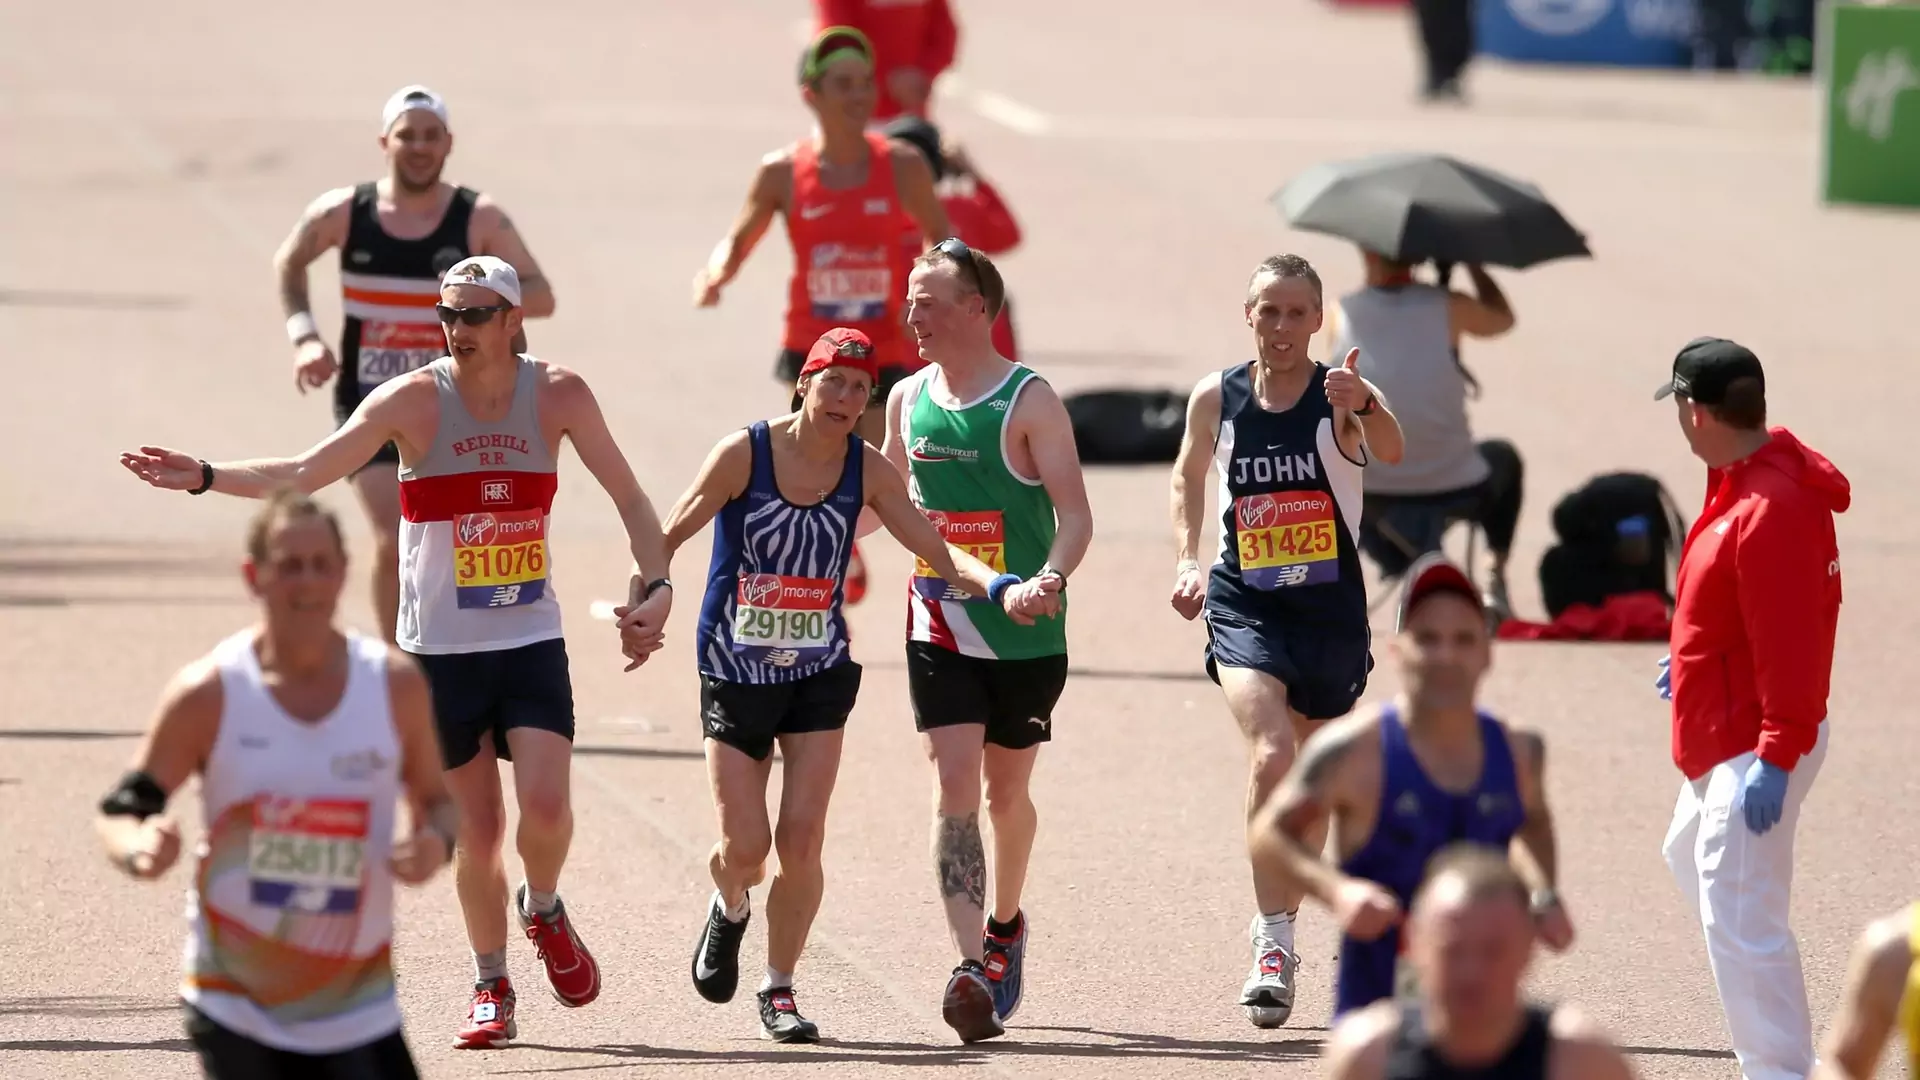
[410,637,575,770]
[335,399,400,473]
[700,660,863,762]
[1203,610,1373,721]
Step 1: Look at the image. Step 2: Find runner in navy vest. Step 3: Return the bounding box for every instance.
[1170,254,1406,1027]
[1251,554,1575,1019]
[633,328,1044,1044]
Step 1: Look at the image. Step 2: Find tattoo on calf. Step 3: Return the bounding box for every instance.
[935,812,986,909]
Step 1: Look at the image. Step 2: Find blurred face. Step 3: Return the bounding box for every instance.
[1393,591,1491,710]
[1409,886,1533,1029]
[381,111,451,194]
[905,261,984,363]
[1245,274,1323,367]
[244,515,346,625]
[799,366,874,435]
[803,55,876,130]
[438,282,522,360]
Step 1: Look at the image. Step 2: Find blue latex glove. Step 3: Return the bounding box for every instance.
[1741,759,1789,835]
[1655,654,1672,701]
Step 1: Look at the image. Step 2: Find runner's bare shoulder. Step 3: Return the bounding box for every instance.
[280,186,355,259]
[1322,1000,1400,1080]
[755,148,797,211]
[1546,1006,1635,1080]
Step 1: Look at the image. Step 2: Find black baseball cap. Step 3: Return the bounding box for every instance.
[1653,337,1766,405]
[1396,553,1485,632]
[882,115,946,180]
[799,25,874,85]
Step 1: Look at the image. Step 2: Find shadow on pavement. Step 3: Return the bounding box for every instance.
[502,1025,1322,1071]
[0,995,181,1019]
[1622,1044,1736,1060]
[571,745,707,762]
[0,729,139,741]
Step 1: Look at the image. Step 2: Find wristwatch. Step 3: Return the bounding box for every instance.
[1354,394,1377,417]
[1529,887,1561,915]
[644,578,672,598]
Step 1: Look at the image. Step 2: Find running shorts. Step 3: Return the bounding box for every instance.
[184,1003,420,1080]
[906,641,1068,751]
[410,637,575,770]
[1203,610,1373,721]
[699,660,863,762]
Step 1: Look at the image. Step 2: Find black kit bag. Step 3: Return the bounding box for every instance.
[1537,471,1689,618]
[1064,388,1189,464]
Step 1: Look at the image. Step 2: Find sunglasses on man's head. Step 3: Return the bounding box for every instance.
[934,237,982,291]
[831,338,873,360]
[435,303,510,326]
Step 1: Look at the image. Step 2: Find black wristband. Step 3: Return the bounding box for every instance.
[644,578,672,598]
[188,460,214,496]
[99,770,168,820]
[1354,395,1377,417]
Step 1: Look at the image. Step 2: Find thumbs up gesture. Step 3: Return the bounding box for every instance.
[1323,347,1374,412]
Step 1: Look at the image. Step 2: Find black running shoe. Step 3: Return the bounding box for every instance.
[691,890,749,1004]
[942,960,1006,1043]
[758,987,821,1043]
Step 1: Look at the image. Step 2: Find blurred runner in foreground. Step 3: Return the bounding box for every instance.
[95,490,456,1079]
[1813,901,1920,1080]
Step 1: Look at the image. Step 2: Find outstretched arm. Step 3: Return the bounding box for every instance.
[695,157,785,306]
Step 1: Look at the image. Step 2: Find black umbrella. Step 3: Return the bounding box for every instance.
[1271,152,1591,270]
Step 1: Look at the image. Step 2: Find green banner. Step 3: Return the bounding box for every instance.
[1820,3,1920,208]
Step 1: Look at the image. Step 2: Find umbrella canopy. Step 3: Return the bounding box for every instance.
[1271,152,1591,270]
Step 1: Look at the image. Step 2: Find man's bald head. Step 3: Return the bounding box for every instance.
[1413,843,1531,921]
[1407,844,1536,1025]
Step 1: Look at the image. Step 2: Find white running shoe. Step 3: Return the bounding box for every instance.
[1240,914,1299,1029]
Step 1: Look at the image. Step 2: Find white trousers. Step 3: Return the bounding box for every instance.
[1662,720,1829,1080]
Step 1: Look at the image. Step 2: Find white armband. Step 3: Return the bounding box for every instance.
[286,311,320,345]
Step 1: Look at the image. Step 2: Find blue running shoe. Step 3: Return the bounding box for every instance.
[982,911,1028,1021]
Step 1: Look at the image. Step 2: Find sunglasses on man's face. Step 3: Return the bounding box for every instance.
[435,304,510,326]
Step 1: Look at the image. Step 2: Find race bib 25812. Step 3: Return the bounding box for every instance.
[1234,492,1338,589]
[247,797,371,915]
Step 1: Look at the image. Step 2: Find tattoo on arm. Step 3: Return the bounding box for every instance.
[279,268,311,319]
[935,812,986,908]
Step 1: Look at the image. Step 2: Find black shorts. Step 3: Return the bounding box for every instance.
[1203,611,1374,721]
[334,399,399,473]
[410,637,575,770]
[906,641,1068,751]
[184,1003,419,1080]
[700,660,863,762]
[775,348,913,411]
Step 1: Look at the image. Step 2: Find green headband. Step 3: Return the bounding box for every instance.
[801,26,873,83]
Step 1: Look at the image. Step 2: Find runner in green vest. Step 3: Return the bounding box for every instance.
[879,238,1092,1043]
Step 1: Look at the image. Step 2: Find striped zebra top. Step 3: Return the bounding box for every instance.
[695,421,862,684]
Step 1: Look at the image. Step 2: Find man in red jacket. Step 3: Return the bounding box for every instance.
[1653,337,1848,1080]
[812,0,958,121]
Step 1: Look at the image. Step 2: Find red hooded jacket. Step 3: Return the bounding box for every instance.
[1669,427,1849,780]
[814,0,958,121]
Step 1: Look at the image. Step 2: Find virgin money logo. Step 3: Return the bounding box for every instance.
[927,511,949,532]
[459,515,497,545]
[741,573,783,606]
[1238,495,1278,530]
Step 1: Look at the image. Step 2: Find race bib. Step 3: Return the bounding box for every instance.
[1234,492,1339,589]
[732,572,837,667]
[248,798,370,914]
[806,257,890,321]
[453,509,549,609]
[356,320,444,393]
[914,511,1005,603]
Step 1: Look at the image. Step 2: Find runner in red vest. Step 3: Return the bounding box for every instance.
[881,115,1022,365]
[810,0,958,121]
[693,25,949,604]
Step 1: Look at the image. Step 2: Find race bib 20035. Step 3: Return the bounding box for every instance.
[356,320,445,393]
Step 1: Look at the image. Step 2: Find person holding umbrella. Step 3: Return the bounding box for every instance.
[1272,153,1591,620]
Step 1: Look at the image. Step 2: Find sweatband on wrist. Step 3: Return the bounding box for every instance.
[987,573,1022,603]
[286,311,319,344]
[99,770,168,820]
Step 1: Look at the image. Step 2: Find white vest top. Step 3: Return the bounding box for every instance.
[180,629,403,1054]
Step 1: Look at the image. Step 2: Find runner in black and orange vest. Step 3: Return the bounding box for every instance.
[691,25,950,605]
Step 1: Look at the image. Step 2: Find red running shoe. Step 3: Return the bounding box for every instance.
[516,885,602,1007]
[846,541,868,606]
[454,977,516,1049]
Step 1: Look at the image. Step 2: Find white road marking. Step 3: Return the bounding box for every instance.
[940,73,1054,137]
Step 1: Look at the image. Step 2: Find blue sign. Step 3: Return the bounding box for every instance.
[1476,0,1696,67]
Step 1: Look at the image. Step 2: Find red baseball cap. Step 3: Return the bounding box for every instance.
[1395,553,1484,632]
[799,328,879,385]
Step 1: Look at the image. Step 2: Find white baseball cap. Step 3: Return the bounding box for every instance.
[441,256,522,306]
[381,85,449,133]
